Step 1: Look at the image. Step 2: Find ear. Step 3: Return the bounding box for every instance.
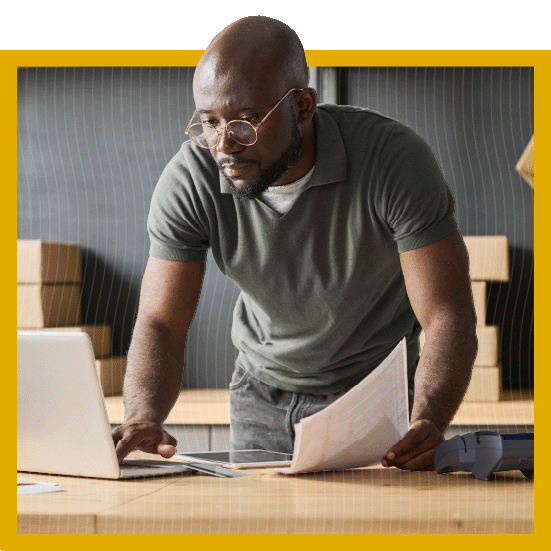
[296,88,317,124]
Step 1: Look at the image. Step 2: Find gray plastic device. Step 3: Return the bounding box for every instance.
[434,431,534,481]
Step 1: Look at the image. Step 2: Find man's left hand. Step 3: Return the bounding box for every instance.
[381,419,444,471]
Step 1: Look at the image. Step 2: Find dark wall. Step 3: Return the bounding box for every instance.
[17,66,534,390]
[346,67,534,390]
[17,67,239,389]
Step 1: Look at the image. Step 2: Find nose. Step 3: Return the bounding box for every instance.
[216,127,245,155]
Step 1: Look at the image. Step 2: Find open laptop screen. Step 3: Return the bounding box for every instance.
[18,331,123,479]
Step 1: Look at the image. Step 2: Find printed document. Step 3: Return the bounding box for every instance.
[17,477,62,495]
[283,338,410,474]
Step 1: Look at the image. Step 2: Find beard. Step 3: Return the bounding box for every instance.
[218,118,303,202]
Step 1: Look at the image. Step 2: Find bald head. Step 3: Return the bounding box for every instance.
[190,17,317,197]
[194,16,309,99]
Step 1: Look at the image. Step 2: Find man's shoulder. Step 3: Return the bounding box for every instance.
[317,104,422,137]
[317,103,396,128]
[316,104,404,147]
[317,104,430,155]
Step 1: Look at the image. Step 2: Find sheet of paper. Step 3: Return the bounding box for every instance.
[17,477,35,485]
[18,484,63,495]
[283,338,410,474]
[17,477,62,494]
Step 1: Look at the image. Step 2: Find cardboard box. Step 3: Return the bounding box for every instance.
[471,281,486,326]
[475,326,500,366]
[419,325,499,366]
[463,236,509,282]
[17,284,82,328]
[23,325,112,357]
[96,357,126,397]
[17,240,82,284]
[463,366,502,402]
[515,135,534,187]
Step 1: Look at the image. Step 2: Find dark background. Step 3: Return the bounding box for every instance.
[17,66,534,390]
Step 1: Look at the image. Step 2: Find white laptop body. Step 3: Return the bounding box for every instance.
[17,331,192,479]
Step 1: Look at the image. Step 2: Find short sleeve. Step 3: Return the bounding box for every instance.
[377,122,457,253]
[147,147,211,262]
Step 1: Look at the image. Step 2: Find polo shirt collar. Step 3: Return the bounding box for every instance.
[219,107,347,194]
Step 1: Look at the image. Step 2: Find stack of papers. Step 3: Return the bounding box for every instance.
[17,477,62,494]
[282,338,409,474]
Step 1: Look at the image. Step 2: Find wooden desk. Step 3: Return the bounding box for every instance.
[17,460,534,534]
[19,392,535,534]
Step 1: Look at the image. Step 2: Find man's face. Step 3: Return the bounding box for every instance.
[193,73,304,200]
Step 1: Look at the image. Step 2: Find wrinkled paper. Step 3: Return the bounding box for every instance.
[282,338,409,474]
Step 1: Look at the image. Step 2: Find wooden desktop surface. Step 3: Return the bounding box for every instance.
[104,389,534,425]
[19,390,534,534]
[18,455,534,534]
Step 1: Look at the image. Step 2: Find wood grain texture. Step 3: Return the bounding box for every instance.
[17,463,533,534]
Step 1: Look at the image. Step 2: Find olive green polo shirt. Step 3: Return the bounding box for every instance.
[148,104,457,394]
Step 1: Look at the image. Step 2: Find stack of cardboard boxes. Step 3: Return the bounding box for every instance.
[17,240,127,396]
[515,135,534,188]
[19,236,510,402]
[421,235,509,402]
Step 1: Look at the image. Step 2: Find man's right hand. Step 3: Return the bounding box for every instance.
[112,258,204,465]
[112,422,178,464]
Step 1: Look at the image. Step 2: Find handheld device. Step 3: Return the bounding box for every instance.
[176,449,293,469]
[434,431,534,481]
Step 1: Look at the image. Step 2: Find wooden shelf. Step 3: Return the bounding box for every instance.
[105,388,534,426]
[452,389,533,425]
[105,389,230,425]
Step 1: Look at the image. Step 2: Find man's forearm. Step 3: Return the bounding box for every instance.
[411,319,477,432]
[123,318,187,425]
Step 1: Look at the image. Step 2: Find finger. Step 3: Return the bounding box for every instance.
[386,425,430,460]
[156,430,178,458]
[388,433,443,466]
[111,426,123,445]
[157,443,177,458]
[163,431,178,447]
[115,435,141,463]
[395,448,437,471]
[133,432,175,455]
[115,426,163,462]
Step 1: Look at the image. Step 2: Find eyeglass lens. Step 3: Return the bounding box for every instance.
[188,120,257,148]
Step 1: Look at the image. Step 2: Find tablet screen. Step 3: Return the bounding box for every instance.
[177,449,292,466]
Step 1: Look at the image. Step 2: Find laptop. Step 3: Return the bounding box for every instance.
[17,331,193,479]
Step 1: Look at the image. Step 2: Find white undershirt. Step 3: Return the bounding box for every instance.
[259,165,316,215]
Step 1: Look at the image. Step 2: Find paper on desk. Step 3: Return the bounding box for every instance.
[17,477,62,494]
[17,477,36,485]
[283,338,409,474]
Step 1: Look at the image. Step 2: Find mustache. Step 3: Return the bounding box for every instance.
[217,157,260,168]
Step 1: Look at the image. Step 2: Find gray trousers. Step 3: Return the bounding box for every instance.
[229,362,415,454]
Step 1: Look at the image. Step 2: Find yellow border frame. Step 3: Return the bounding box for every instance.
[3,49,547,549]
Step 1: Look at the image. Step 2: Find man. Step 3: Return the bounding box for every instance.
[112,16,477,471]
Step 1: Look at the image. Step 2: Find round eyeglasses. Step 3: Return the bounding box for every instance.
[185,88,303,149]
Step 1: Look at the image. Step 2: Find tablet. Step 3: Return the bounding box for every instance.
[175,449,293,469]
